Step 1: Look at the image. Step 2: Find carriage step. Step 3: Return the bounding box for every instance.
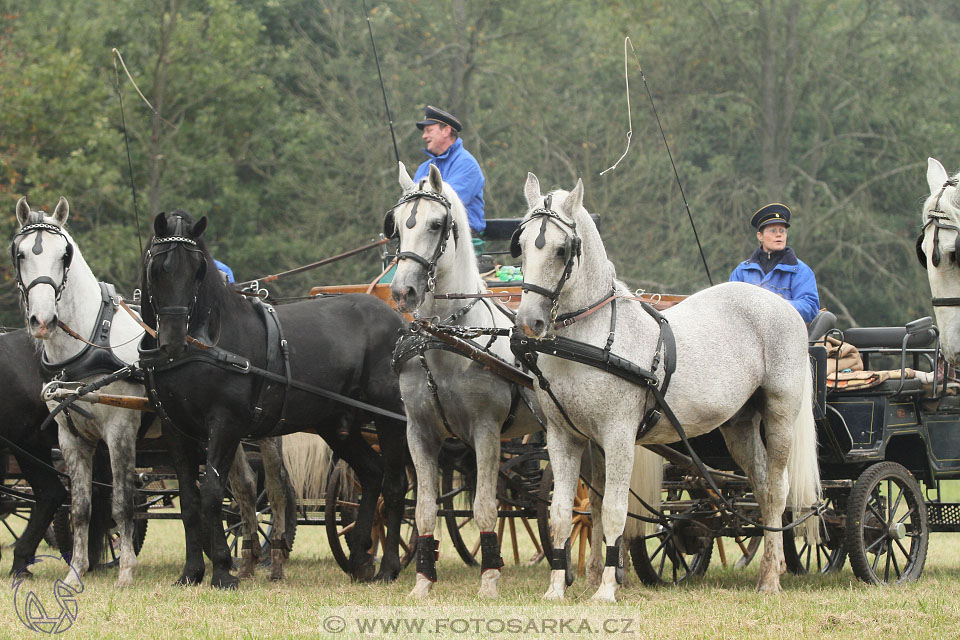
[927,502,960,530]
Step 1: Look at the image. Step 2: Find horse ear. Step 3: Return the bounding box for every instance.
[52,196,69,226]
[562,179,584,218]
[399,161,415,192]
[192,216,208,239]
[524,173,541,210]
[928,158,949,196]
[154,212,168,236]
[428,163,443,193]
[15,197,30,227]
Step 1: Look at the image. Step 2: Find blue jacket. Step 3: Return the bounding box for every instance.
[213,259,235,284]
[414,138,485,234]
[729,247,820,323]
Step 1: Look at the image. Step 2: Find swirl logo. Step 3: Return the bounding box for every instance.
[11,556,84,634]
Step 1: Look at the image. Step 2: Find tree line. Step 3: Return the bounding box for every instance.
[1,0,958,328]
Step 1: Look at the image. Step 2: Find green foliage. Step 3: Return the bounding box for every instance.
[1,0,959,326]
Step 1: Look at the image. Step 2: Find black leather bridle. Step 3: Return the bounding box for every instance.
[917,178,960,307]
[382,188,458,291]
[144,216,207,324]
[509,195,582,319]
[10,221,75,304]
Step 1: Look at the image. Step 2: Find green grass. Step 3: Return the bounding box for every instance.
[2,508,960,639]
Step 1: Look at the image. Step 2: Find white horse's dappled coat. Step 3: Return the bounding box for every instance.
[389,163,661,598]
[921,158,960,363]
[513,174,821,599]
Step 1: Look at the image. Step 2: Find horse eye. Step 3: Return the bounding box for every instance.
[555,246,566,258]
[430,220,443,231]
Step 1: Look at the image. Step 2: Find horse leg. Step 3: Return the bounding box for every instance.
[259,437,290,581]
[584,444,606,588]
[334,429,383,583]
[228,446,259,579]
[373,418,407,582]
[104,420,139,587]
[406,424,441,598]
[591,429,635,602]
[473,426,504,598]
[57,423,95,588]
[163,422,205,585]
[544,427,586,600]
[10,448,67,576]
[201,427,241,589]
[719,411,787,593]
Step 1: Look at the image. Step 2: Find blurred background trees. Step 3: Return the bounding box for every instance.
[1,0,958,327]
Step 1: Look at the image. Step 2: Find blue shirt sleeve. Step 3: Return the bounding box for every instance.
[789,262,820,323]
[729,263,747,282]
[442,161,485,233]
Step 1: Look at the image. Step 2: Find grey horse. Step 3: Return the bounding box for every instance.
[513,175,821,600]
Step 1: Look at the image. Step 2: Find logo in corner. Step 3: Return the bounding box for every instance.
[11,555,84,634]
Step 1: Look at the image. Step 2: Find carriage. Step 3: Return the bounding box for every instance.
[8,167,960,596]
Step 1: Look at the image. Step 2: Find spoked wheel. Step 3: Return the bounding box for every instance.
[536,464,594,576]
[845,461,928,585]
[0,476,57,548]
[222,478,298,565]
[784,492,846,575]
[629,486,712,586]
[324,461,418,574]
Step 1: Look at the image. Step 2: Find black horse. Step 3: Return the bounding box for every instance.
[138,211,408,588]
[0,329,67,576]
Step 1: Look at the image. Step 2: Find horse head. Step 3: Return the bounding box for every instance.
[513,174,590,338]
[10,196,78,339]
[921,157,960,363]
[387,162,472,313]
[144,210,209,358]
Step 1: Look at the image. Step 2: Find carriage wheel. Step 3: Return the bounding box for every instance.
[783,493,846,575]
[536,465,594,576]
[222,477,298,565]
[324,461,417,574]
[845,461,928,585]
[53,503,148,570]
[629,486,712,586]
[0,476,58,548]
[441,451,545,567]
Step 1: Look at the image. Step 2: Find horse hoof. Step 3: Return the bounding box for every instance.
[542,587,565,600]
[351,559,376,583]
[374,570,399,583]
[409,574,433,598]
[756,579,782,594]
[478,569,501,598]
[211,573,240,590]
[590,586,617,603]
[11,567,33,580]
[64,571,83,589]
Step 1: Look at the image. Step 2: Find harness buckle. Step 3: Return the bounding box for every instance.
[133,288,142,303]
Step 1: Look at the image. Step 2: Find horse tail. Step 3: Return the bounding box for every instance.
[787,358,822,543]
[281,433,334,500]
[624,445,662,542]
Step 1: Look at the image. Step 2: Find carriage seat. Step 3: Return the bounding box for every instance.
[481,213,601,240]
[806,310,836,341]
[840,316,937,350]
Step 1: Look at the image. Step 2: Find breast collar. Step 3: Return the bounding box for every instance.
[41,282,134,382]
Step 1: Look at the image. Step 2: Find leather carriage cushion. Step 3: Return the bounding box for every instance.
[842,317,936,349]
[812,336,863,375]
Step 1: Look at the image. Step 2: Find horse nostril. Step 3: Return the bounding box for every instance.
[29,315,40,330]
[533,319,545,336]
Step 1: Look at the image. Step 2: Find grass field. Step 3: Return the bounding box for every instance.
[2,496,960,640]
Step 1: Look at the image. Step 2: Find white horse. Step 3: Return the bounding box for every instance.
[387,163,660,598]
[11,197,289,585]
[512,175,821,600]
[920,158,960,363]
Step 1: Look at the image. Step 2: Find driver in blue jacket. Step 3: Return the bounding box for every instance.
[729,203,821,323]
[413,105,485,236]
